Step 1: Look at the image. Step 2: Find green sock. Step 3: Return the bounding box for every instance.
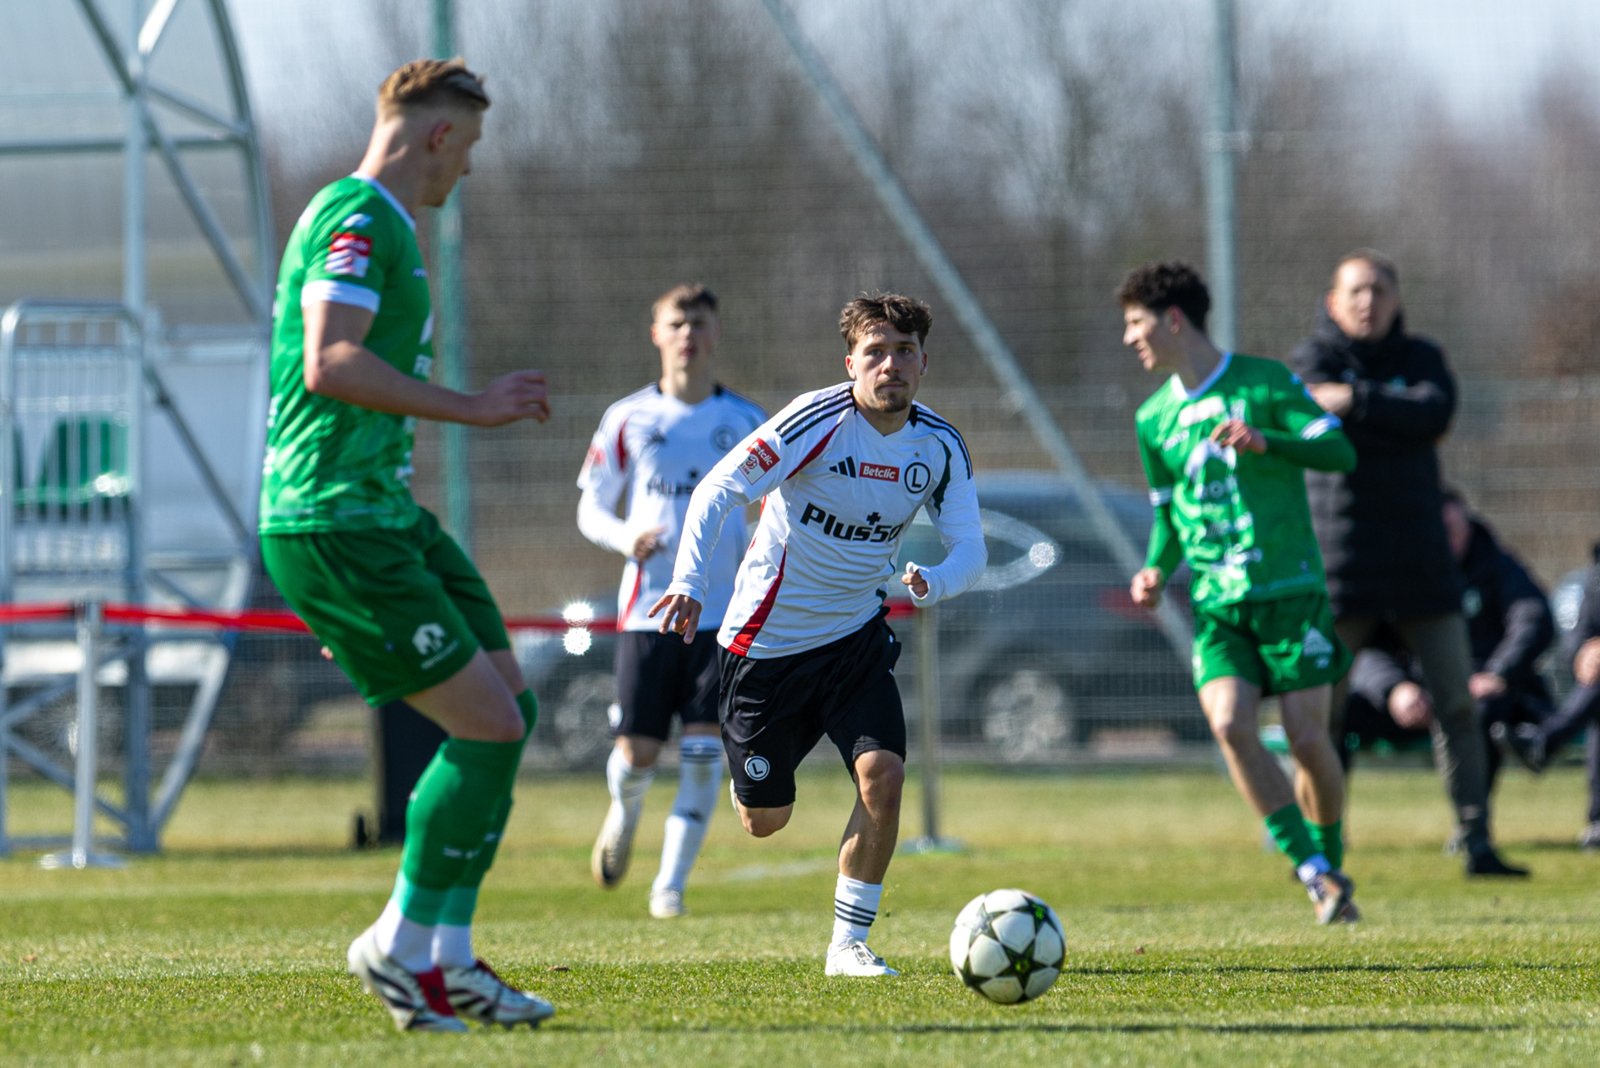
[438,690,539,925]
[392,871,449,925]
[1309,820,1344,870]
[400,734,524,892]
[1263,803,1320,868]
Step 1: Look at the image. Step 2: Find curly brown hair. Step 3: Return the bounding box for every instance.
[1114,261,1210,332]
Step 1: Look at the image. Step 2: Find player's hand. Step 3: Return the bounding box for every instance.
[647,592,702,643]
[1210,418,1266,454]
[468,370,550,427]
[630,525,667,561]
[901,562,930,599]
[1308,382,1354,416]
[1468,672,1507,700]
[1130,567,1164,609]
[1388,680,1433,729]
[1575,638,1600,687]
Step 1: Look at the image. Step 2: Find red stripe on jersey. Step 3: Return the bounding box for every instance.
[786,422,841,479]
[620,564,644,630]
[615,417,630,470]
[727,550,787,657]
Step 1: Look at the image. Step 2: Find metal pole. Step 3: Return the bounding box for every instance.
[1206,0,1240,352]
[434,0,472,548]
[41,601,125,869]
[903,603,959,854]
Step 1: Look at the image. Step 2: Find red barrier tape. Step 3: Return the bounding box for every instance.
[0,600,913,635]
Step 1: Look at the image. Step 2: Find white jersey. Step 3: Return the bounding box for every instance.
[667,383,986,659]
[578,383,765,631]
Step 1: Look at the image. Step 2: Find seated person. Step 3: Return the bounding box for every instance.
[1495,543,1600,849]
[1341,490,1555,801]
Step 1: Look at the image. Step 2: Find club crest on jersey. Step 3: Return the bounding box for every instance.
[738,438,779,484]
[326,232,372,277]
[799,502,905,543]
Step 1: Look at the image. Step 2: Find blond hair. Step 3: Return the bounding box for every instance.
[377,58,489,119]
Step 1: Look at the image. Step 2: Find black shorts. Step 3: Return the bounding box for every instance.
[612,630,720,741]
[719,614,905,808]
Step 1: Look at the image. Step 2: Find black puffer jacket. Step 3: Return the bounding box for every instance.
[1457,517,1553,695]
[1288,307,1461,617]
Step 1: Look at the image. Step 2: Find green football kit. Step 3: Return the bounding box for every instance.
[259,174,503,703]
[1134,353,1355,695]
[258,173,533,919]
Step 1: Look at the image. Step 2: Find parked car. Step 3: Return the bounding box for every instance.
[514,471,1203,767]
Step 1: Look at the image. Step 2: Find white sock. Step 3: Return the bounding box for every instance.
[372,899,436,973]
[831,874,882,948]
[653,736,723,893]
[432,924,474,969]
[607,745,655,824]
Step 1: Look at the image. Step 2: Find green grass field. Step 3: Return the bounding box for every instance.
[2,763,1598,1066]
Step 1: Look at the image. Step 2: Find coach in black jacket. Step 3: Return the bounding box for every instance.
[1289,249,1527,877]
[1343,493,1554,801]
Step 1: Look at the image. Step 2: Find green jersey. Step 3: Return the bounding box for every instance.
[259,175,432,533]
[1134,352,1354,608]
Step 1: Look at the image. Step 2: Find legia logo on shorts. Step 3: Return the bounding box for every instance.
[744,755,771,781]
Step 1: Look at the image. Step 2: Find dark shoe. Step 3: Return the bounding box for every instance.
[1465,848,1530,878]
[1578,822,1600,851]
[1490,721,1547,774]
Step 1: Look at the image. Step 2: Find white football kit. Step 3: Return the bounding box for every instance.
[666,383,987,658]
[578,383,766,631]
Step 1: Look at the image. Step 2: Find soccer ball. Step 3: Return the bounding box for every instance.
[949,888,1065,1004]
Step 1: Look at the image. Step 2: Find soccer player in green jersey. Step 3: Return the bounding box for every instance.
[259,59,554,1032]
[1118,261,1361,924]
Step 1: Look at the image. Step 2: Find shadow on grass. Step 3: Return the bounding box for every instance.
[557,1020,1522,1036]
[1072,961,1566,977]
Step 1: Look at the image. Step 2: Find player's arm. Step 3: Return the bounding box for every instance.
[903,458,987,606]
[649,418,792,639]
[1482,549,1554,682]
[1248,369,1357,472]
[1132,429,1183,607]
[303,300,549,427]
[575,415,663,559]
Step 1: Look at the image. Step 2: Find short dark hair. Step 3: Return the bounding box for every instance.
[651,283,717,319]
[1115,261,1211,332]
[1332,248,1399,289]
[838,292,933,350]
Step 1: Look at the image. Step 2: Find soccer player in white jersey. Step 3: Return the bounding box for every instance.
[650,293,986,976]
[577,284,765,919]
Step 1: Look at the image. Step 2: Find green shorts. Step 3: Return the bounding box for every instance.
[1191,592,1351,696]
[260,508,510,706]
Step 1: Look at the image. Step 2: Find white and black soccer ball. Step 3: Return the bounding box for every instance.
[949,888,1065,1004]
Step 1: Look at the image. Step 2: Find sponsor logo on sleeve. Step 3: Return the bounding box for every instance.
[738,438,780,484]
[326,232,372,278]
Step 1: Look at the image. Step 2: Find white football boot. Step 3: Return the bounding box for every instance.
[346,927,467,1033]
[649,887,686,919]
[824,940,899,977]
[440,959,556,1028]
[591,800,638,888]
